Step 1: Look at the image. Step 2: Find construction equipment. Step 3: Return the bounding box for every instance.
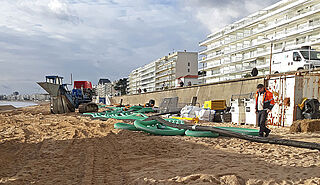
[204,100,227,110]
[37,76,98,114]
[144,99,155,107]
[171,116,199,124]
[300,99,320,119]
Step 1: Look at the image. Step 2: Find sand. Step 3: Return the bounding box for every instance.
[290,119,320,133]
[0,104,320,185]
[0,105,16,112]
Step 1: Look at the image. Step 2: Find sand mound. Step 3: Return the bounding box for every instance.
[0,104,122,143]
[133,174,320,185]
[134,174,244,185]
[0,104,320,184]
[290,119,320,133]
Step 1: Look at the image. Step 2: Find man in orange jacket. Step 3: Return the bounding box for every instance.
[255,84,274,137]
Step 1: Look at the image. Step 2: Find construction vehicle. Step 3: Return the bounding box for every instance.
[37,76,98,114]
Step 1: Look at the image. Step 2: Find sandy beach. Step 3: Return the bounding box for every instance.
[0,104,319,185]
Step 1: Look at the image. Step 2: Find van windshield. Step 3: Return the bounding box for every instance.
[300,51,320,60]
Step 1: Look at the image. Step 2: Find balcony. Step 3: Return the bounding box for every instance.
[199,32,224,46]
[199,52,224,63]
[156,70,174,78]
[199,0,314,46]
[141,74,155,81]
[140,78,155,86]
[157,65,175,73]
[206,72,221,78]
[203,4,320,53]
[199,42,224,54]
[157,77,171,84]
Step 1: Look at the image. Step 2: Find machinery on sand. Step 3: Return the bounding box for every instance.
[37,76,98,114]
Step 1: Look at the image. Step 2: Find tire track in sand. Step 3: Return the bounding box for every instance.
[82,132,127,185]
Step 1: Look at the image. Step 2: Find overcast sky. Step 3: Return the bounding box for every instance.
[0,0,280,94]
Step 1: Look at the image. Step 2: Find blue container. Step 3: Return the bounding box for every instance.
[99,97,106,104]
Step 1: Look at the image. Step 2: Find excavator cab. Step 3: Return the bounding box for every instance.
[45,76,63,85]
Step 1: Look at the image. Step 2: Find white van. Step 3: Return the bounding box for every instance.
[272,49,320,73]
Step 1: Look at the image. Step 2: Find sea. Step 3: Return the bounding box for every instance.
[0,101,38,108]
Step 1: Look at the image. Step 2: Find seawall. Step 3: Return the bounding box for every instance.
[111,76,265,106]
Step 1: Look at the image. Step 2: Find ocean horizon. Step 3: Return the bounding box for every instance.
[0,101,38,108]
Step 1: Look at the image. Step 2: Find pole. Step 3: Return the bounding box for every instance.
[202,62,205,84]
[269,42,273,74]
[70,73,73,87]
[309,46,311,71]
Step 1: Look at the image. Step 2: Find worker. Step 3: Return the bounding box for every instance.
[255,84,274,137]
[179,80,184,87]
[162,82,165,90]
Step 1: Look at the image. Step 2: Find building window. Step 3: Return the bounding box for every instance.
[309,20,314,26]
[188,69,190,73]
[188,62,190,66]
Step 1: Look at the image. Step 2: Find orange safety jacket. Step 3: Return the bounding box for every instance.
[255,88,274,111]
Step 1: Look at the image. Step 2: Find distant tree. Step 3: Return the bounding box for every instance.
[114,78,128,96]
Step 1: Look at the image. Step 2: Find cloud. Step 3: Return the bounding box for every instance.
[0,0,280,94]
[182,0,280,33]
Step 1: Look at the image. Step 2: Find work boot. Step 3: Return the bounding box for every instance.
[265,129,271,137]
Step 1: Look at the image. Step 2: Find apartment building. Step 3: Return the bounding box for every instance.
[95,78,113,97]
[128,67,142,94]
[155,52,198,90]
[140,61,157,92]
[199,0,320,84]
[128,51,198,94]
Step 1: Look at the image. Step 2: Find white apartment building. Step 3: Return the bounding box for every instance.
[140,61,157,92]
[199,0,320,84]
[155,52,198,90]
[128,67,141,94]
[128,51,198,94]
[95,78,113,97]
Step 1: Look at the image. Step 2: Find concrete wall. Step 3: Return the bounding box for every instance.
[111,76,264,107]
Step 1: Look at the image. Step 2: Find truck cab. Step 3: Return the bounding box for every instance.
[272,49,320,73]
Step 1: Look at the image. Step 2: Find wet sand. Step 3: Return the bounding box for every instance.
[0,105,16,112]
[0,104,319,184]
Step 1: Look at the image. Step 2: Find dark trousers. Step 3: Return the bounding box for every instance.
[257,110,271,136]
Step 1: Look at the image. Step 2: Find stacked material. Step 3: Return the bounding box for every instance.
[89,106,260,137]
[83,106,154,119]
[114,119,259,137]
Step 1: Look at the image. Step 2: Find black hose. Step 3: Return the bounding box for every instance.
[148,111,181,117]
[147,117,320,151]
